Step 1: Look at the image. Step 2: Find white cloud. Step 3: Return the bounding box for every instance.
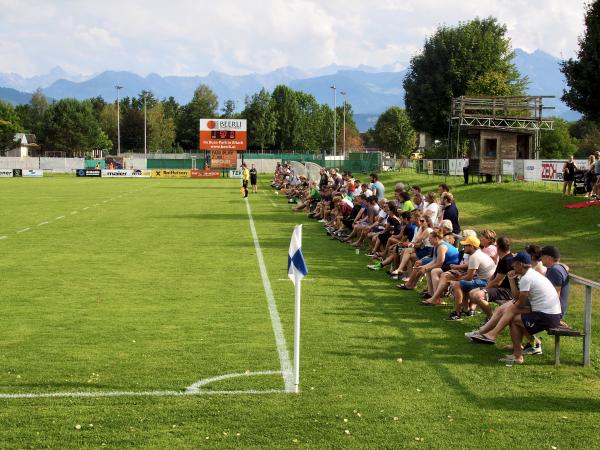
[0,0,588,77]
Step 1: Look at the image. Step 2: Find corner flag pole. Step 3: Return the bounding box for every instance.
[288,224,307,393]
[293,274,301,392]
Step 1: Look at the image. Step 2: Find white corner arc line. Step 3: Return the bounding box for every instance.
[185,370,282,394]
[37,221,49,226]
[0,371,289,399]
[244,198,295,392]
[17,228,30,234]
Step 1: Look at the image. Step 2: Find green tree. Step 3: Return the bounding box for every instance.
[148,102,176,151]
[15,88,49,140]
[121,108,144,151]
[373,107,415,157]
[221,99,237,118]
[177,84,218,150]
[98,103,118,152]
[162,96,180,121]
[403,17,527,137]
[271,85,301,151]
[241,89,276,151]
[539,117,577,159]
[0,100,23,150]
[561,0,600,120]
[42,99,111,155]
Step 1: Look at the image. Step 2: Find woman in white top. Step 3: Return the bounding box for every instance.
[423,192,440,226]
[391,214,434,279]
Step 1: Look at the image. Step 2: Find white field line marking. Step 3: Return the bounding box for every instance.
[244,198,295,392]
[83,207,90,210]
[70,211,78,215]
[0,371,288,399]
[0,236,7,240]
[185,370,282,394]
[277,278,315,282]
[93,203,100,207]
[16,228,30,233]
[55,216,65,220]
[102,200,109,203]
[37,221,49,226]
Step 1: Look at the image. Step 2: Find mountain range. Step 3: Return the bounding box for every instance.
[0,49,579,132]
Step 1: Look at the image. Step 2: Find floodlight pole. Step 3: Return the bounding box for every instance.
[143,91,147,159]
[330,85,336,157]
[340,91,347,158]
[115,85,123,156]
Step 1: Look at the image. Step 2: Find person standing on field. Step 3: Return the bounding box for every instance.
[250,164,258,194]
[241,163,250,198]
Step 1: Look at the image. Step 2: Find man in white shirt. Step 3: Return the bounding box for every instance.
[447,236,496,321]
[471,251,561,364]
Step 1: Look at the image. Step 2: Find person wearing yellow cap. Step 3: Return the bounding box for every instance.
[446,235,496,321]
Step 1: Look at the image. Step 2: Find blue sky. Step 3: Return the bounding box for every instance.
[0,0,588,77]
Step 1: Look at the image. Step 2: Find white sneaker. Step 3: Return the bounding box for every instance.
[318,219,326,223]
[464,330,479,340]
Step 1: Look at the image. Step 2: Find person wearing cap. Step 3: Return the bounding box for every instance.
[471,251,561,364]
[241,163,250,198]
[446,235,496,321]
[467,236,514,319]
[540,246,570,326]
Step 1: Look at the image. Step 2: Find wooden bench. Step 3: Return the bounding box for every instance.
[546,274,599,367]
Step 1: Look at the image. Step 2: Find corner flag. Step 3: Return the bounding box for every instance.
[288,225,308,284]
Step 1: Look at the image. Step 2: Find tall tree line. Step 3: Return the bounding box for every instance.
[1,84,363,156]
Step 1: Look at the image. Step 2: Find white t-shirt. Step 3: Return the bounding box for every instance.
[467,249,496,280]
[423,202,440,225]
[518,269,561,314]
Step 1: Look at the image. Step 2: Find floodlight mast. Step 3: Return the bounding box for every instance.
[330,85,336,157]
[340,91,347,158]
[115,85,123,156]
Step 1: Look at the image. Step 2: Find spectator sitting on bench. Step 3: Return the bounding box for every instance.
[446,235,497,321]
[420,230,477,306]
[470,251,561,365]
[540,246,571,328]
[468,236,514,319]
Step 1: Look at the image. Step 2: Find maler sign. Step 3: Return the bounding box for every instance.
[199,119,247,151]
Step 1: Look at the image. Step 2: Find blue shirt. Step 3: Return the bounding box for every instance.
[546,263,570,315]
[433,241,460,266]
[371,181,385,201]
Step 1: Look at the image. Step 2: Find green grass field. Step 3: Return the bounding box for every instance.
[0,173,599,449]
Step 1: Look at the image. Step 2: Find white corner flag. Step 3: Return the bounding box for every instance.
[287,224,307,392]
[288,225,308,284]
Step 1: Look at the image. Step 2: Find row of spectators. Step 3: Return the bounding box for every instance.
[272,165,571,365]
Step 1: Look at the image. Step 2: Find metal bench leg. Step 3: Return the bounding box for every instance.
[583,286,592,367]
[555,335,561,366]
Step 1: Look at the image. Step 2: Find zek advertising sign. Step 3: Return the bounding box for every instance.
[199,119,247,151]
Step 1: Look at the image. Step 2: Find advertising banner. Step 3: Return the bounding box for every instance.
[0,169,13,177]
[131,169,152,178]
[210,149,238,168]
[12,169,22,177]
[229,170,242,179]
[541,160,587,182]
[199,118,247,151]
[151,170,191,178]
[76,169,101,177]
[22,169,44,177]
[502,160,514,176]
[191,170,221,179]
[102,169,132,177]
